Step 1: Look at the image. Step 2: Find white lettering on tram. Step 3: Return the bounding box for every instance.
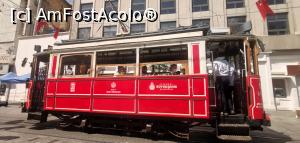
[149,82,178,91]
[70,82,76,93]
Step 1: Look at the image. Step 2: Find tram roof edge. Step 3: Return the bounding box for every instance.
[55,26,210,46]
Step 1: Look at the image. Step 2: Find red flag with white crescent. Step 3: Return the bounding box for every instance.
[35,20,48,33]
[256,0,274,21]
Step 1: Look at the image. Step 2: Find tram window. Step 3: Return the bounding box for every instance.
[60,54,92,77]
[96,49,136,77]
[140,46,188,76]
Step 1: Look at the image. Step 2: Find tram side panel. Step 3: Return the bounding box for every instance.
[44,75,209,119]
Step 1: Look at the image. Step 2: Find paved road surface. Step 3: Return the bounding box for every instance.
[0,105,299,143]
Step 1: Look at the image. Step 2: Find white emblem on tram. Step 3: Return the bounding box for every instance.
[111,82,117,89]
[149,82,155,91]
[70,82,76,93]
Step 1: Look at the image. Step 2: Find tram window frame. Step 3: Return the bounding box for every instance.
[59,54,93,78]
[140,46,189,76]
[246,41,259,76]
[95,49,137,77]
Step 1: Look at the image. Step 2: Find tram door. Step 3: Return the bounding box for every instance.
[28,54,49,112]
[207,40,248,115]
[245,40,265,120]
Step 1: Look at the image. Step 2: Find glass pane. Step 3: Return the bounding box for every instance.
[192,19,210,27]
[131,23,145,34]
[160,0,176,14]
[132,0,145,12]
[77,27,91,39]
[60,54,92,77]
[103,26,117,37]
[227,16,246,27]
[140,46,188,76]
[267,13,289,35]
[226,0,244,9]
[192,0,209,12]
[96,49,136,77]
[160,21,176,30]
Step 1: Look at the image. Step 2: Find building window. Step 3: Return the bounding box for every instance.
[192,0,209,12]
[192,19,210,27]
[103,26,117,37]
[160,21,176,30]
[132,0,146,13]
[272,79,287,98]
[226,0,244,9]
[105,0,118,18]
[131,23,145,34]
[227,16,246,27]
[268,0,285,5]
[80,3,93,14]
[160,0,176,14]
[77,27,91,39]
[267,13,289,35]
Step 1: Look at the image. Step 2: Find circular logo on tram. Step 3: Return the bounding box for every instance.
[111,82,117,89]
[149,82,155,91]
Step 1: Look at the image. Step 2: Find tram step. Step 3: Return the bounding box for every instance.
[189,125,215,142]
[221,114,246,124]
[217,135,252,142]
[217,123,250,136]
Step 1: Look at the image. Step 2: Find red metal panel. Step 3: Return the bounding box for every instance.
[94,80,135,95]
[247,76,264,120]
[56,80,92,95]
[46,81,56,95]
[45,75,210,119]
[193,100,207,118]
[192,78,206,95]
[55,97,91,110]
[139,78,189,96]
[138,99,190,116]
[192,44,200,74]
[51,55,57,77]
[93,98,136,113]
[45,97,54,110]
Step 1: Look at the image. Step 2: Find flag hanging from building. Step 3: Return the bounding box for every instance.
[256,0,274,21]
[35,20,48,33]
[35,20,60,40]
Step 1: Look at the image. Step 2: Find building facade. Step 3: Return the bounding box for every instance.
[70,0,300,111]
[0,0,72,104]
[0,0,21,75]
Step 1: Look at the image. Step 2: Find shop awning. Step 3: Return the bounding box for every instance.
[0,72,30,84]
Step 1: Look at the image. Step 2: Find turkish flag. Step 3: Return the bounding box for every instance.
[256,0,274,21]
[53,27,60,39]
[52,25,60,40]
[35,20,48,33]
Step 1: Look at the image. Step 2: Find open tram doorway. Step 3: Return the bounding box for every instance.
[28,53,50,113]
[206,40,248,116]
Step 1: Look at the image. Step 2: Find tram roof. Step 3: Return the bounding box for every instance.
[34,26,259,56]
[56,26,257,46]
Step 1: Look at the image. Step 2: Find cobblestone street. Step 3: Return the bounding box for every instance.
[0,105,299,143]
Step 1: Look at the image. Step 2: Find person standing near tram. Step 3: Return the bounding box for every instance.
[213,49,235,116]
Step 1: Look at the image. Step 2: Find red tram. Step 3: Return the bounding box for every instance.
[25,28,270,141]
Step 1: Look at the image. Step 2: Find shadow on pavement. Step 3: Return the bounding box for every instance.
[27,118,295,143]
[251,127,293,143]
[0,136,20,141]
